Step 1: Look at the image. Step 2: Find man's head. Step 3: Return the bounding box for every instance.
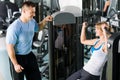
[21,1,36,20]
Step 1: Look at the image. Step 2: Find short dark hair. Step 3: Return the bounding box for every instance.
[21,1,36,8]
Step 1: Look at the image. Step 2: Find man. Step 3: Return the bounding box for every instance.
[6,1,52,80]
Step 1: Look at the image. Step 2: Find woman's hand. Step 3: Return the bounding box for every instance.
[82,22,88,28]
[102,24,107,34]
[102,24,108,53]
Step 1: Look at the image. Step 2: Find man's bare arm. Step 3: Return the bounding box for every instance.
[38,15,52,30]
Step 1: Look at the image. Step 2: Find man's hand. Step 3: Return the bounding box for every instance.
[39,15,52,30]
[14,64,24,73]
[43,15,52,22]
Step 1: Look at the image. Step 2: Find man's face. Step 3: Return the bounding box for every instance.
[23,6,36,20]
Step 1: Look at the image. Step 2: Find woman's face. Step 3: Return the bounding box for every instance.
[95,26,103,37]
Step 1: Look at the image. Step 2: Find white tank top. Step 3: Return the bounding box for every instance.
[83,43,108,76]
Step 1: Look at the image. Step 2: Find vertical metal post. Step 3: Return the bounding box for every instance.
[48,22,54,80]
[76,17,84,70]
[39,0,43,21]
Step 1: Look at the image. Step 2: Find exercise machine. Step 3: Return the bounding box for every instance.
[106,32,120,80]
[48,0,83,80]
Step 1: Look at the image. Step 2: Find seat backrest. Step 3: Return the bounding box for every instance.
[58,0,82,11]
[38,29,48,41]
[51,0,82,17]
[38,30,43,41]
[58,0,82,17]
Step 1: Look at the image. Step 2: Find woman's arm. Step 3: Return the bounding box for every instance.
[102,24,109,53]
[80,22,97,45]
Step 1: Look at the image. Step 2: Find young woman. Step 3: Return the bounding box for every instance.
[66,21,113,80]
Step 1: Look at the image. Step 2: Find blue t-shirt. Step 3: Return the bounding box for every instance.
[6,18,39,55]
